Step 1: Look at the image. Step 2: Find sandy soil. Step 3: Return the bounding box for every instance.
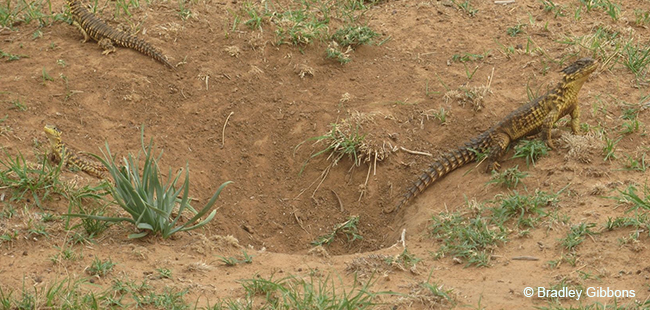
[1,0,649,308]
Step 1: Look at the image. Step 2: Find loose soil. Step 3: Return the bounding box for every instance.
[1,0,650,308]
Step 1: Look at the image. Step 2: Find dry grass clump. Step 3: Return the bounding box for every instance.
[443,85,492,111]
[561,131,603,163]
[345,254,394,277]
[305,111,395,168]
[443,70,494,111]
[296,111,397,199]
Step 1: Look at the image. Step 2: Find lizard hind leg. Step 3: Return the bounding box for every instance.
[72,20,90,43]
[484,132,510,172]
[98,38,116,55]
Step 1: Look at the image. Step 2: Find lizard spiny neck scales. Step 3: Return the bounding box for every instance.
[395,58,598,212]
[67,0,174,69]
[43,125,108,179]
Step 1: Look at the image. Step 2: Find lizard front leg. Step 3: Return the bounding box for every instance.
[570,105,582,135]
[49,150,61,165]
[541,108,560,149]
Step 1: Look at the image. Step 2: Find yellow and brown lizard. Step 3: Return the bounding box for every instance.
[395,57,598,211]
[44,124,108,179]
[67,0,175,69]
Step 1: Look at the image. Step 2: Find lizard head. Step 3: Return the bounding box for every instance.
[561,58,598,82]
[43,125,62,143]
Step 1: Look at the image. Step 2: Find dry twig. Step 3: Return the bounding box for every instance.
[400,146,433,157]
[331,189,344,212]
[221,111,234,148]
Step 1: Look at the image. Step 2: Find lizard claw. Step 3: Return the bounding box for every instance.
[98,38,116,55]
[546,140,555,150]
[485,160,500,173]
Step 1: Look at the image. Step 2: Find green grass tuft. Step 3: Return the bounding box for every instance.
[235,273,392,309]
[506,23,525,37]
[451,0,478,17]
[272,10,328,45]
[487,165,528,189]
[87,257,116,276]
[312,215,363,246]
[490,190,558,229]
[622,41,650,83]
[0,149,62,209]
[331,25,378,47]
[560,222,597,251]
[430,211,507,267]
[513,139,550,167]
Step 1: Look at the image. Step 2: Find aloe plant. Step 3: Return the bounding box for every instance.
[67,128,231,239]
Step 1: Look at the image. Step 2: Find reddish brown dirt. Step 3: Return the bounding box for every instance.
[1,0,650,308]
